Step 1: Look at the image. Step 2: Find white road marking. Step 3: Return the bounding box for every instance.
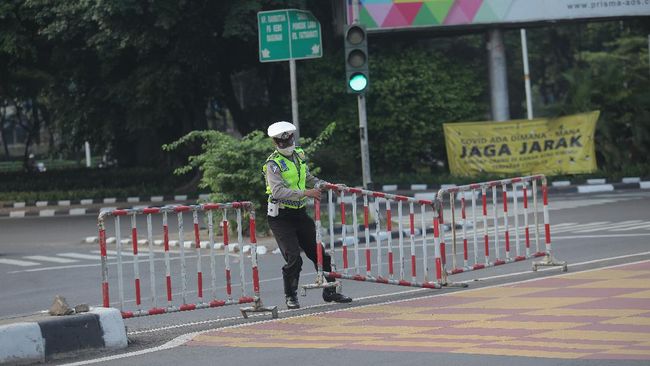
[571,220,642,233]
[23,255,77,264]
[57,253,110,260]
[0,258,40,267]
[610,223,650,232]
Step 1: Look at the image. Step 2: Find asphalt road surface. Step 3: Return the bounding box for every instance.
[1,190,649,365]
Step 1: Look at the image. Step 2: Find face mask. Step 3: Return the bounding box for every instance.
[277,144,295,156]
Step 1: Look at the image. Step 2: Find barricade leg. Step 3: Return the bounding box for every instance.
[533,178,568,272]
[300,198,339,296]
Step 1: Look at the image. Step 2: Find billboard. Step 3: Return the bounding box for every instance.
[443,111,599,176]
[348,0,650,31]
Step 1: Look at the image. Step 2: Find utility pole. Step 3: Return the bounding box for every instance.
[351,0,372,189]
[521,29,533,120]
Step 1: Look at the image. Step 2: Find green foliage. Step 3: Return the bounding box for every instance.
[163,123,336,232]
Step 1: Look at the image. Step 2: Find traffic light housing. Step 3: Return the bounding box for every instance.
[344,24,369,94]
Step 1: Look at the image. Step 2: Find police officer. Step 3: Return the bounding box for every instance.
[264,121,352,309]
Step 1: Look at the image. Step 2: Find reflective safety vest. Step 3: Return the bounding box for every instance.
[263,147,307,209]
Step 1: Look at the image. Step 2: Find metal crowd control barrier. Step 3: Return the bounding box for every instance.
[301,184,467,296]
[97,202,277,319]
[436,174,567,277]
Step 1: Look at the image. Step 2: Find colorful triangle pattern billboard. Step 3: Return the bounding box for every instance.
[349,0,514,30]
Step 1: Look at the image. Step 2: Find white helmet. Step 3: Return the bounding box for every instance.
[267,121,296,139]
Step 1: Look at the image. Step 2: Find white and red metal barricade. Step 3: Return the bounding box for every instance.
[97,202,277,319]
[301,184,466,296]
[301,174,566,294]
[436,174,567,277]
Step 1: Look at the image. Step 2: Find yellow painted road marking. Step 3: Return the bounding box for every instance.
[602,316,650,326]
[454,320,587,330]
[616,289,650,298]
[532,330,648,342]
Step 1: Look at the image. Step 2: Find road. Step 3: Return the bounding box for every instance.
[1,190,649,365]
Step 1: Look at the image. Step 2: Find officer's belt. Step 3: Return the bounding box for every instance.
[277,199,306,208]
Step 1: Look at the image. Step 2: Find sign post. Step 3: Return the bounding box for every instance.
[258,9,322,140]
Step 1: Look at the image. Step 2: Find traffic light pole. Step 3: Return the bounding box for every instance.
[358,94,371,189]
[351,0,372,189]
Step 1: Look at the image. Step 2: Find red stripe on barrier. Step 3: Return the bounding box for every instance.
[174,206,191,213]
[210,300,226,307]
[99,229,107,257]
[410,213,415,235]
[386,209,392,231]
[135,278,141,305]
[435,258,442,282]
[545,223,551,244]
[484,234,490,256]
[343,246,348,269]
[470,184,480,189]
[232,202,242,208]
[225,269,232,295]
[365,249,371,272]
[197,272,203,299]
[423,282,438,289]
[511,177,522,183]
[523,185,528,208]
[121,311,134,319]
[494,259,506,266]
[473,263,485,270]
[194,223,200,248]
[143,207,160,214]
[482,192,487,215]
[180,304,196,311]
[395,195,409,202]
[132,227,138,255]
[239,296,255,304]
[250,217,256,243]
[203,203,220,210]
[223,220,229,245]
[253,267,260,293]
[364,206,369,228]
[418,199,432,205]
[505,231,510,252]
[543,184,549,205]
[166,276,172,301]
[398,280,412,286]
[372,192,385,198]
[502,190,508,212]
[376,277,389,284]
[102,282,109,308]
[317,242,323,271]
[148,308,166,315]
[348,188,362,194]
[441,242,446,266]
[411,255,416,277]
[112,210,128,216]
[451,268,464,274]
[463,239,468,261]
[515,256,526,261]
[388,252,394,275]
[533,251,546,257]
[163,225,169,251]
[352,274,366,281]
[328,271,342,278]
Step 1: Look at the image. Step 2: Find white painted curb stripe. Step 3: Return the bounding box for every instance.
[410,184,427,190]
[174,195,187,201]
[577,184,614,193]
[70,208,87,216]
[80,199,93,205]
[39,209,56,217]
[103,198,117,204]
[0,322,44,364]
[58,200,71,206]
[551,180,570,187]
[9,211,25,218]
[127,197,140,203]
[586,178,606,185]
[91,308,127,349]
[13,202,26,208]
[641,181,650,189]
[622,177,640,184]
[382,185,398,191]
[35,201,48,207]
[150,196,164,202]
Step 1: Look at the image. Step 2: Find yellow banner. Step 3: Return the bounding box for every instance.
[443,111,599,176]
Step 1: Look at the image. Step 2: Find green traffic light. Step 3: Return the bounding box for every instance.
[349,73,368,92]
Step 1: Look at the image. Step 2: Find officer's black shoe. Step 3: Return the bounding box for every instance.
[285,295,300,309]
[322,288,352,303]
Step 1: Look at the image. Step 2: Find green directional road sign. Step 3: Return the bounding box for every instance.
[258,9,322,63]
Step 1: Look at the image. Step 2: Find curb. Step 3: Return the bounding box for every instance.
[1,194,210,209]
[0,308,127,364]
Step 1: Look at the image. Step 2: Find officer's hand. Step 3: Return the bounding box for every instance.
[304,188,321,200]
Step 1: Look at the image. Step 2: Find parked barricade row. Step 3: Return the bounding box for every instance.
[302,175,567,295]
[436,174,567,280]
[97,202,277,319]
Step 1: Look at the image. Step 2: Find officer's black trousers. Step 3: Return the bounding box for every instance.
[268,207,334,296]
